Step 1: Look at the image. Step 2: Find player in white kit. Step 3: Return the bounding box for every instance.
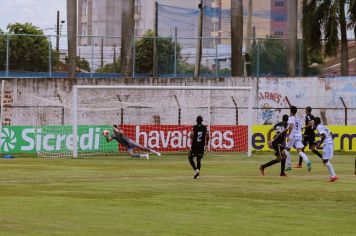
[314,117,338,182]
[285,106,312,171]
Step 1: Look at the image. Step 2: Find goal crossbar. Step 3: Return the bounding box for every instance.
[72,85,254,158]
[73,85,253,91]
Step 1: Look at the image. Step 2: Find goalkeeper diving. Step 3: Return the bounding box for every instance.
[103,125,161,159]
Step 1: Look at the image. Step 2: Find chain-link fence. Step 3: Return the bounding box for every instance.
[0,34,355,78]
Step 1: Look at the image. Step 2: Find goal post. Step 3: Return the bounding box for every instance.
[72,85,254,158]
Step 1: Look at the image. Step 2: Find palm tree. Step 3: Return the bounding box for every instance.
[231,0,243,76]
[120,0,135,77]
[303,0,350,76]
[66,0,77,78]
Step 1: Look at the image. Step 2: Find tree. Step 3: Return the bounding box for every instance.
[250,38,288,76]
[135,30,182,75]
[120,0,135,77]
[231,0,244,76]
[96,60,121,73]
[0,29,6,70]
[76,57,90,72]
[303,0,350,76]
[0,23,58,72]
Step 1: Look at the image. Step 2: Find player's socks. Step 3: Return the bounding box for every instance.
[312,150,323,160]
[262,159,280,169]
[299,151,309,164]
[194,169,200,179]
[325,162,336,177]
[140,154,149,159]
[285,150,292,169]
[150,149,161,156]
[281,158,286,174]
[189,160,197,170]
[197,159,202,170]
[297,156,303,167]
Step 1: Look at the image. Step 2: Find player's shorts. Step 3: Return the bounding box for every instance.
[126,140,141,152]
[322,143,334,160]
[272,142,285,157]
[303,134,317,149]
[286,137,304,149]
[189,150,204,159]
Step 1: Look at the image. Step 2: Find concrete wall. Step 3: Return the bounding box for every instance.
[1,76,355,127]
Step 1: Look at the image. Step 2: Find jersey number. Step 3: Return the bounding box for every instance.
[197,131,203,142]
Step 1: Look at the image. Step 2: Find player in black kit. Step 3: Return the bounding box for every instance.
[188,116,209,179]
[295,107,323,168]
[259,114,289,176]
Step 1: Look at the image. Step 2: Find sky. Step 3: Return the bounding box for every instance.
[0,0,353,38]
[0,0,67,35]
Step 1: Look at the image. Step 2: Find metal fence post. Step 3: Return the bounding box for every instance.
[48,36,52,78]
[91,36,94,78]
[256,40,260,78]
[132,35,136,78]
[299,40,302,76]
[340,97,348,125]
[5,34,9,77]
[174,28,177,77]
[215,37,218,77]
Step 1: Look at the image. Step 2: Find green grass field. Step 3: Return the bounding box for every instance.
[0,152,355,236]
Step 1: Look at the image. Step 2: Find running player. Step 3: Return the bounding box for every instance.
[314,117,338,182]
[260,114,289,176]
[188,116,209,179]
[104,125,161,159]
[285,106,312,171]
[295,106,323,168]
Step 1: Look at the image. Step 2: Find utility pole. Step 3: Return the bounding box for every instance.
[287,0,298,77]
[152,1,158,77]
[66,0,77,78]
[56,11,60,52]
[194,0,204,77]
[101,37,104,68]
[231,0,244,76]
[246,0,252,54]
[113,44,117,72]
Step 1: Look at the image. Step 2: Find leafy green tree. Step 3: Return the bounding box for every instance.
[303,0,351,76]
[135,30,181,75]
[76,57,90,72]
[250,38,288,76]
[0,29,6,70]
[0,23,59,72]
[177,61,212,75]
[96,60,121,73]
[64,56,91,72]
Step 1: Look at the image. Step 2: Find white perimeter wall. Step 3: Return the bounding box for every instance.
[1,76,355,126]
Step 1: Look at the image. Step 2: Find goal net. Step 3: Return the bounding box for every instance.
[70,85,254,158]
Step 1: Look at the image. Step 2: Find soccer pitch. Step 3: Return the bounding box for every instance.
[0,153,355,236]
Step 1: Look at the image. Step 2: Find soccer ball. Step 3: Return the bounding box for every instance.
[102,130,109,136]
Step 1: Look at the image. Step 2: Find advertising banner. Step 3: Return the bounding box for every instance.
[1,125,354,154]
[0,125,248,154]
[252,125,356,152]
